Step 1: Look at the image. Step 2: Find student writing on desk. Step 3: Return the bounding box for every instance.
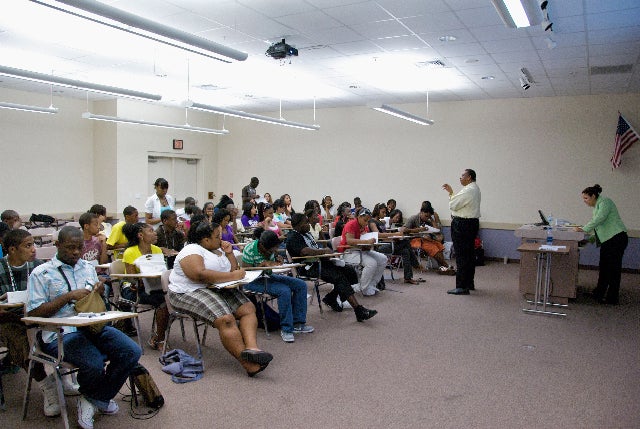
[27,226,141,429]
[167,219,273,377]
[287,213,377,322]
[242,229,313,343]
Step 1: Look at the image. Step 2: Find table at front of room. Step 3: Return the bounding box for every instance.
[514,225,585,305]
[517,242,570,317]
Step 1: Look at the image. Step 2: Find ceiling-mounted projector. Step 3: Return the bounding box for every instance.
[266,39,298,59]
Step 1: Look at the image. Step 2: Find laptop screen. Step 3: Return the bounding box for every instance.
[538,210,549,226]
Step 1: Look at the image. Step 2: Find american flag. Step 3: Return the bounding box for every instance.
[611,113,639,169]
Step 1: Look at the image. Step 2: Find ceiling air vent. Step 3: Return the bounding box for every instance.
[590,64,633,75]
[415,59,447,69]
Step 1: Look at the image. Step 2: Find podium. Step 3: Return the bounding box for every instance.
[515,225,584,304]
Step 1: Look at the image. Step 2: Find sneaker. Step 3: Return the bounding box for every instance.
[355,305,378,322]
[293,324,314,334]
[39,373,61,417]
[322,296,343,312]
[77,396,96,429]
[280,330,295,343]
[62,373,80,396]
[99,399,119,415]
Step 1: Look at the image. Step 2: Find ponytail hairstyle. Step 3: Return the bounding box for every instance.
[122,223,148,248]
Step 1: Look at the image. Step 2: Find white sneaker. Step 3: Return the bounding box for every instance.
[62,373,80,396]
[99,399,119,415]
[38,373,61,417]
[77,396,96,429]
[280,330,295,343]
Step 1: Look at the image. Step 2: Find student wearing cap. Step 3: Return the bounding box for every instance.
[338,207,387,296]
[241,228,313,343]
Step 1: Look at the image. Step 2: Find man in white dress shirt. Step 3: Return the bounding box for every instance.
[442,169,481,295]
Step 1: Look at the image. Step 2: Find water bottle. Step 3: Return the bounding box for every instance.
[546,227,553,245]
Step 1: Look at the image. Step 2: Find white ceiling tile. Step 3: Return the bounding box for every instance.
[239,0,317,18]
[482,38,537,54]
[588,26,640,45]
[468,25,530,42]
[376,0,451,17]
[553,15,586,33]
[586,8,640,31]
[373,35,429,51]
[400,12,466,34]
[350,19,409,39]
[275,10,344,32]
[549,0,584,18]
[304,26,366,45]
[434,42,487,57]
[455,6,505,28]
[323,2,390,25]
[537,45,587,60]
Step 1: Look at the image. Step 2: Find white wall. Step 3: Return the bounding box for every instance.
[217,94,640,232]
[0,88,94,215]
[2,86,639,233]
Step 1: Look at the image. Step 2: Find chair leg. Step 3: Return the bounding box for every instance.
[179,318,186,341]
[191,319,204,364]
[21,358,35,420]
[201,325,208,347]
[53,368,70,429]
[314,280,323,314]
[132,315,145,355]
[260,297,270,337]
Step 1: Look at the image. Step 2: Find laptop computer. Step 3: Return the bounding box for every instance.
[535,210,550,226]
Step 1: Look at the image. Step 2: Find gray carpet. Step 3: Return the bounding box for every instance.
[3,262,639,428]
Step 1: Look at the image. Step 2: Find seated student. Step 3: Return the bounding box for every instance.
[88,204,111,238]
[388,209,404,227]
[420,201,445,243]
[368,203,424,285]
[183,205,202,235]
[320,195,336,221]
[272,198,291,229]
[79,212,109,266]
[280,194,295,218]
[155,209,185,269]
[351,197,363,215]
[122,223,169,350]
[257,202,284,241]
[242,229,313,343]
[305,208,323,241]
[303,199,324,228]
[1,229,70,417]
[333,202,352,238]
[241,202,260,228]
[1,209,23,230]
[214,195,234,214]
[386,199,397,214]
[168,219,273,377]
[176,196,196,223]
[404,206,454,275]
[212,209,243,258]
[27,227,141,429]
[106,206,139,260]
[286,213,377,322]
[0,221,10,257]
[339,207,387,296]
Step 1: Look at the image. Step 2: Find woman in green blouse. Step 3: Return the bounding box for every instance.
[576,184,628,304]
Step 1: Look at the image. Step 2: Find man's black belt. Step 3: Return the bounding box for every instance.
[451,216,478,221]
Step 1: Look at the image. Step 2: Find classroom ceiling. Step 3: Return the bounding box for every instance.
[0,0,639,113]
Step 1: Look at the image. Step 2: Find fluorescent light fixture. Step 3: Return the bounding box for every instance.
[0,65,162,101]
[0,101,58,114]
[491,0,543,28]
[372,104,434,126]
[31,0,247,63]
[82,112,229,135]
[183,101,320,131]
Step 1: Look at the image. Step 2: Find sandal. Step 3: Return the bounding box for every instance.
[415,278,426,283]
[437,266,450,275]
[404,279,419,285]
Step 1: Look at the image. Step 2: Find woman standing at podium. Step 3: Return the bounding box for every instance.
[576,184,628,305]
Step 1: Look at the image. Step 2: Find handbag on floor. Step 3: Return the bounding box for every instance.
[131,364,164,409]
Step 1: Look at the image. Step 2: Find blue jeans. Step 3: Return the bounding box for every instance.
[43,326,141,410]
[244,274,307,333]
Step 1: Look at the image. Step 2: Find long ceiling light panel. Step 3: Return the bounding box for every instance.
[31,0,248,62]
[0,65,162,101]
[82,112,229,135]
[184,101,320,131]
[491,0,543,28]
[372,104,434,126]
[0,101,58,114]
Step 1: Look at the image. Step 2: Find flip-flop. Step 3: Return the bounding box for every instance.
[240,349,274,366]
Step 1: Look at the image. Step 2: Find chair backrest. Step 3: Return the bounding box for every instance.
[331,237,342,252]
[329,226,335,239]
[64,221,81,229]
[35,245,57,260]
[109,260,126,301]
[160,269,175,313]
[284,250,300,277]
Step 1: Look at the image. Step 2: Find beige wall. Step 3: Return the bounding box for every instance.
[1,87,639,231]
[217,94,640,231]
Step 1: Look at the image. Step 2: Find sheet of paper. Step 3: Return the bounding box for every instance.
[213,270,262,288]
[7,290,28,304]
[539,245,567,251]
[360,231,379,243]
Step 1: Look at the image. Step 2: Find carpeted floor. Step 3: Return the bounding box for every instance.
[2,262,639,428]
